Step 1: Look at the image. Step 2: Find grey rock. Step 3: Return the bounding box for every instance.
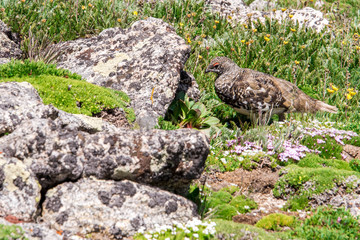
[0,20,22,64]
[206,0,329,32]
[52,18,191,128]
[177,70,201,101]
[0,217,85,240]
[0,155,41,221]
[42,178,198,238]
[0,82,209,193]
[249,0,276,11]
[83,127,209,194]
[0,82,115,136]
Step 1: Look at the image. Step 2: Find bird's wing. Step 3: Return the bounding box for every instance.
[225,69,290,112]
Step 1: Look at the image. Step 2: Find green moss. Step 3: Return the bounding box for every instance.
[214,219,287,240]
[0,60,82,79]
[292,207,360,240]
[206,191,233,210]
[255,213,295,231]
[273,164,360,210]
[221,185,240,195]
[229,195,258,214]
[210,204,238,220]
[0,224,27,240]
[349,159,360,173]
[301,136,343,159]
[297,154,351,171]
[344,136,360,147]
[0,76,135,122]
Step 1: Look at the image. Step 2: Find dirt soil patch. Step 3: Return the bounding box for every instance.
[201,167,279,194]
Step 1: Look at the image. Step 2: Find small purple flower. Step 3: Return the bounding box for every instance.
[337,217,341,223]
[317,139,326,144]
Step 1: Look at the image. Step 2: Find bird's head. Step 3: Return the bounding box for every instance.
[205,56,236,75]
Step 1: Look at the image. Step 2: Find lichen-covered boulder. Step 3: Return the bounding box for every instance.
[83,127,208,194]
[52,17,191,129]
[0,82,209,193]
[42,178,198,238]
[0,20,22,64]
[205,0,329,32]
[0,155,41,221]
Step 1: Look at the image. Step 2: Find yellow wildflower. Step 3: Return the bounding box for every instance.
[213,25,216,29]
[88,3,93,7]
[290,28,296,32]
[253,29,257,33]
[215,20,220,24]
[301,45,306,49]
[198,55,203,59]
[241,40,245,43]
[289,14,294,18]
[350,91,357,96]
[187,14,191,18]
[117,18,121,23]
[187,37,191,44]
[231,48,235,51]
[353,33,359,40]
[272,9,276,12]
[294,60,300,65]
[81,5,86,10]
[201,34,206,38]
[330,84,338,91]
[21,0,25,2]
[327,88,335,93]
[266,34,270,38]
[197,41,202,45]
[281,8,286,12]
[247,13,253,17]
[243,24,248,29]
[250,40,254,44]
[346,93,352,100]
[356,46,360,50]
[264,36,270,41]
[246,41,250,45]
[228,15,232,20]
[179,23,184,27]
[133,11,138,16]
[283,41,288,45]
[342,41,346,45]
[347,88,354,92]
[41,19,46,23]
[191,12,196,16]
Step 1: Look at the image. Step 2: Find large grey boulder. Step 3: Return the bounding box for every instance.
[42,178,198,238]
[0,20,22,64]
[0,82,208,192]
[52,17,191,129]
[0,82,208,236]
[205,0,329,32]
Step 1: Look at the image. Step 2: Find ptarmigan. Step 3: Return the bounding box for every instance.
[205,56,337,121]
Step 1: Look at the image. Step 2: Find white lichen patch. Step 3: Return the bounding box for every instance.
[3,161,31,191]
[93,52,130,77]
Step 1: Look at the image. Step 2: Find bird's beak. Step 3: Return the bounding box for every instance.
[205,67,210,73]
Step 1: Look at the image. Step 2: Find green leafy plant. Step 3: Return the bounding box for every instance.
[166,95,220,132]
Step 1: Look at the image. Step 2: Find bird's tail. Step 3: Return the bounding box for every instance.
[315,100,338,113]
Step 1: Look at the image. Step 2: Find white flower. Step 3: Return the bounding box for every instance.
[244,205,250,209]
[193,233,199,238]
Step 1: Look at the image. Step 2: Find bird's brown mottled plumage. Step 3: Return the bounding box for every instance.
[205,56,337,120]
